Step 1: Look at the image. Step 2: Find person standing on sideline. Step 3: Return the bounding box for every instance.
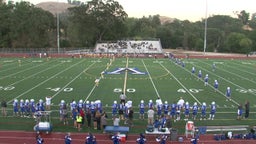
[45,96,52,110]
[36,135,44,144]
[65,132,72,144]
[147,108,154,125]
[119,92,126,104]
[136,133,146,144]
[245,100,250,119]
[237,104,243,120]
[1,99,7,117]
[111,133,120,144]
[85,133,97,144]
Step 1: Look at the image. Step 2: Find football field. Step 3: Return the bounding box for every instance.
[0,56,256,133]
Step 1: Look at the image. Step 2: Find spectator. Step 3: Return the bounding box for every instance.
[245,100,250,119]
[36,135,44,144]
[76,113,82,131]
[86,110,92,127]
[190,135,199,144]
[128,107,134,127]
[147,108,154,125]
[119,92,126,104]
[65,132,72,144]
[95,110,101,130]
[113,116,120,126]
[1,99,7,117]
[111,133,120,144]
[136,133,146,144]
[101,111,108,133]
[85,133,97,144]
[80,109,85,126]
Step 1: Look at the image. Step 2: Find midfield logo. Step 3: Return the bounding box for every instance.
[106,67,147,75]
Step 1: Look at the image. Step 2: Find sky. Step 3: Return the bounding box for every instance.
[12,0,256,22]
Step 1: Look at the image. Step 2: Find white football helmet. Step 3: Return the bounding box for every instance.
[194,102,197,106]
[165,101,168,104]
[141,100,144,103]
[14,99,18,103]
[212,101,215,105]
[79,99,83,103]
[20,99,24,103]
[114,101,117,104]
[149,100,152,103]
[72,101,76,105]
[39,99,43,103]
[186,102,189,105]
[61,100,65,103]
[227,87,230,89]
[30,99,34,102]
[86,101,89,104]
[203,102,206,106]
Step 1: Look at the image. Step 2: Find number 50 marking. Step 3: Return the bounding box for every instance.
[113,88,136,93]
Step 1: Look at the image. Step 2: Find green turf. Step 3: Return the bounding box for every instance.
[0,57,256,134]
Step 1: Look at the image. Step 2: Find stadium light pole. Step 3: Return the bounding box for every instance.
[57,1,60,53]
[203,0,208,55]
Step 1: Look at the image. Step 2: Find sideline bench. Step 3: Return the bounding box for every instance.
[104,126,129,134]
[196,125,249,134]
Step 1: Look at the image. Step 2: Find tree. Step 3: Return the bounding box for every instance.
[237,10,250,25]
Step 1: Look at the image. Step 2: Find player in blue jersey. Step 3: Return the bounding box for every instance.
[24,99,30,117]
[39,99,45,111]
[85,133,96,144]
[112,101,118,117]
[191,67,195,75]
[30,99,36,118]
[156,134,168,144]
[226,87,231,101]
[78,100,84,112]
[176,103,182,121]
[70,101,77,111]
[200,102,207,120]
[13,99,19,117]
[163,101,169,116]
[192,102,199,120]
[84,101,90,112]
[59,100,65,121]
[19,99,25,117]
[136,133,146,144]
[204,74,209,86]
[184,102,190,121]
[198,70,202,80]
[64,132,72,144]
[213,80,219,92]
[170,102,177,120]
[95,100,102,113]
[208,101,216,120]
[156,102,163,119]
[148,100,154,110]
[237,104,243,120]
[111,133,120,144]
[139,100,145,120]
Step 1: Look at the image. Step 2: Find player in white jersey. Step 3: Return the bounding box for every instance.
[204,74,209,86]
[226,87,231,101]
[45,96,52,110]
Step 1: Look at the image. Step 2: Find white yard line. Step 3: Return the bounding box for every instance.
[196,60,256,94]
[6,61,63,86]
[51,60,96,100]
[142,59,161,98]
[7,59,86,104]
[123,57,129,95]
[191,60,254,105]
[224,61,256,76]
[0,59,57,80]
[159,62,201,105]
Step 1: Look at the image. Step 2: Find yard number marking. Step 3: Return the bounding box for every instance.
[0,86,15,91]
[177,88,203,93]
[46,87,73,92]
[113,88,136,93]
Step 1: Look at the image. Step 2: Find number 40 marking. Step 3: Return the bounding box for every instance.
[46,87,73,92]
[177,88,203,93]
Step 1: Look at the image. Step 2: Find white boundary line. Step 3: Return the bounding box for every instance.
[7,59,86,104]
[159,62,201,105]
[142,59,161,98]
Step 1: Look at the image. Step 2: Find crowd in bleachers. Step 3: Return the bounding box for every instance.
[95,40,163,54]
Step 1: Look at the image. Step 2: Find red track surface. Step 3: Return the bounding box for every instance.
[1,130,256,144]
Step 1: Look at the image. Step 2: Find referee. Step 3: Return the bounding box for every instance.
[119,92,126,104]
